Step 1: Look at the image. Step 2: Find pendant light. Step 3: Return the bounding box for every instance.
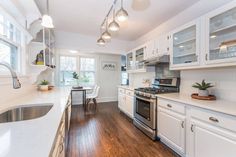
[41,0,54,28]
[116,0,129,22]
[108,7,120,32]
[97,37,106,46]
[102,17,111,40]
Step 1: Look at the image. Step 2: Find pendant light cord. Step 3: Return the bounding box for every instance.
[47,0,49,14]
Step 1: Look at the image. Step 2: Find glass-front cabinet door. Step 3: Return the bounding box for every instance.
[170,20,200,69]
[206,4,236,64]
[135,47,145,69]
[126,52,134,70]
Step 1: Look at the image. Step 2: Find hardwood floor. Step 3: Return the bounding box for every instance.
[66,102,179,157]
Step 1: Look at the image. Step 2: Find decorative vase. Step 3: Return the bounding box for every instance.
[39,85,49,91]
[198,89,209,97]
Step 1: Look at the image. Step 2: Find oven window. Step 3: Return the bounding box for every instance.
[136,98,150,120]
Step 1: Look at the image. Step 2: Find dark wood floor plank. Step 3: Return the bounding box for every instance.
[66,102,178,157]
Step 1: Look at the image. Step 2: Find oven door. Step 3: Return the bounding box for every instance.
[134,96,156,129]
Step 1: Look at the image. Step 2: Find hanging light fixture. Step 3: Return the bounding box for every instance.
[116,0,129,22]
[108,7,120,32]
[41,0,54,28]
[102,17,111,40]
[97,37,106,46]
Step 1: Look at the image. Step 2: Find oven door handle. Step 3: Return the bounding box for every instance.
[135,96,155,103]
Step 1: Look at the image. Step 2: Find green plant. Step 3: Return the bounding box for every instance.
[72,72,79,80]
[192,80,213,90]
[39,80,49,85]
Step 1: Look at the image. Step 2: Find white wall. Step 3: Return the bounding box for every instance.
[129,72,155,88]
[180,67,236,102]
[55,30,133,55]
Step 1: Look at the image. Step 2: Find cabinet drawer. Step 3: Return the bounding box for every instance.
[118,88,125,94]
[190,107,236,132]
[125,89,134,96]
[158,98,185,115]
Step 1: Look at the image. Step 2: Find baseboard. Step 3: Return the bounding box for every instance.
[96,97,118,103]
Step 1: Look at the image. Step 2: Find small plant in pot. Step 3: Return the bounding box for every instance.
[39,80,49,91]
[192,80,214,97]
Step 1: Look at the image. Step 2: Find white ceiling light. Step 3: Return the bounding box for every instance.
[116,0,128,22]
[41,0,54,28]
[70,50,78,54]
[132,0,150,11]
[108,8,120,32]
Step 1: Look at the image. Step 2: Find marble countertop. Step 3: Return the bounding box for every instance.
[0,87,71,157]
[157,93,236,117]
[117,85,135,91]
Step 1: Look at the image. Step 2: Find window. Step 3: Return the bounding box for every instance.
[80,57,95,86]
[0,39,18,71]
[59,56,77,86]
[0,12,22,73]
[59,56,96,86]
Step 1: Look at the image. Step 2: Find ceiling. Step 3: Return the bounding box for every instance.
[35,0,200,41]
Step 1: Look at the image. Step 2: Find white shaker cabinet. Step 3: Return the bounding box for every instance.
[158,99,186,156]
[187,107,236,157]
[204,2,236,66]
[118,88,134,118]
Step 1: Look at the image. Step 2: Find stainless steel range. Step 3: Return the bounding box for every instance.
[133,78,180,140]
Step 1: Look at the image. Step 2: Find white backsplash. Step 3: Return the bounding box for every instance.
[180,67,236,102]
[129,72,155,88]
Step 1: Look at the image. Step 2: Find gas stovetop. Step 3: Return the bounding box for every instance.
[135,87,179,99]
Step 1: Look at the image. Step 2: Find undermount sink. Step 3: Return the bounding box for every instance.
[0,104,53,123]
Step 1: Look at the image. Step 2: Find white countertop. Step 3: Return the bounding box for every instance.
[0,87,71,157]
[157,93,236,117]
[118,85,135,91]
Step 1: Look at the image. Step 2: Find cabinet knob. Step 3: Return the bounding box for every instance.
[167,104,172,108]
[209,117,219,123]
[191,124,194,132]
[205,54,208,61]
[181,121,184,128]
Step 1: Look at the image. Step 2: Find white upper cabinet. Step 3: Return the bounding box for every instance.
[135,46,145,69]
[144,33,170,60]
[204,2,236,66]
[144,40,155,60]
[126,51,134,70]
[158,33,171,56]
[170,19,201,70]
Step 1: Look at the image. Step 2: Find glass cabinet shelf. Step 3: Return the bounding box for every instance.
[209,6,236,61]
[172,25,198,65]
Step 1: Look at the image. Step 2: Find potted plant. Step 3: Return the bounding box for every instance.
[192,80,214,97]
[73,72,80,86]
[39,80,49,91]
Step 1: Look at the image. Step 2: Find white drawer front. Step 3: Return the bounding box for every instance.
[125,89,134,96]
[190,107,236,133]
[118,88,125,94]
[158,98,185,115]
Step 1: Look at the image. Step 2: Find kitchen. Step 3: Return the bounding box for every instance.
[0,0,236,157]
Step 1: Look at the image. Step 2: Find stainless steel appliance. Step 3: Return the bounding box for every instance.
[134,78,180,140]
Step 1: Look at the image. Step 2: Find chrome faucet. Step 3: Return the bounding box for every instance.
[0,62,21,89]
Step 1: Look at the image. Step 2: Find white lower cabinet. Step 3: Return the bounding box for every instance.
[118,88,134,118]
[125,94,134,118]
[158,99,186,156]
[187,108,236,157]
[158,98,236,157]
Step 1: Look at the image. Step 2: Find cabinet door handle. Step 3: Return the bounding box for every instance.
[167,104,172,108]
[209,117,219,123]
[191,124,194,132]
[181,121,184,128]
[205,54,208,61]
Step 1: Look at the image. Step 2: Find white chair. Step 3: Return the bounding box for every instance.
[85,86,100,111]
